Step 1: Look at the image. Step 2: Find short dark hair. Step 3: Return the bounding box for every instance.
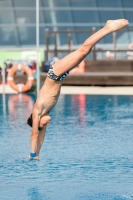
[27,113,33,128]
[27,113,43,131]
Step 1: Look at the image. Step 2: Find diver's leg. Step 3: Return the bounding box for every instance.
[53,19,129,76]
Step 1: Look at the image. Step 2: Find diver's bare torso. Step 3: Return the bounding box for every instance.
[35,77,62,116]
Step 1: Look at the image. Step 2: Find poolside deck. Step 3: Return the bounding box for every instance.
[41,60,133,86]
[40,72,133,86]
[1,60,133,94]
[0,84,133,95]
[1,60,133,86]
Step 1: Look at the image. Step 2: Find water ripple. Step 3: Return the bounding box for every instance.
[0,94,133,199]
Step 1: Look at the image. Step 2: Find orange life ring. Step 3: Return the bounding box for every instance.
[7,64,34,92]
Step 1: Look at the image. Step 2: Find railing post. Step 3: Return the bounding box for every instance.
[2,61,6,94]
[2,61,6,117]
[67,29,72,53]
[92,27,96,60]
[113,32,116,60]
[45,28,49,61]
[54,29,57,57]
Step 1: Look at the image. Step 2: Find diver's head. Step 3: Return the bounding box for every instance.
[27,113,51,130]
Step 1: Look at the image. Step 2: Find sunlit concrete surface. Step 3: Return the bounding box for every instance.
[0,84,133,95]
[0,84,17,94]
[61,86,133,95]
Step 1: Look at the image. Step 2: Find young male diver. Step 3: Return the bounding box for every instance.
[27,19,129,160]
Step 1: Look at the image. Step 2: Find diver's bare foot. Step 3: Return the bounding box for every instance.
[28,155,40,161]
[105,19,129,33]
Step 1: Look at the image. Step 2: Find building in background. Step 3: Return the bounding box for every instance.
[0,0,133,60]
[0,0,133,47]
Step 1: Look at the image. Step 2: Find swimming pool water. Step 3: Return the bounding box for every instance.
[0,94,133,200]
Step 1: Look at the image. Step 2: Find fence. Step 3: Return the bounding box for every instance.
[45,29,133,61]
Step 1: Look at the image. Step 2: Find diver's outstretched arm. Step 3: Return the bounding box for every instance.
[35,126,47,159]
[29,105,41,158]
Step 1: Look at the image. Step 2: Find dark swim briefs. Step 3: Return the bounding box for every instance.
[47,62,69,81]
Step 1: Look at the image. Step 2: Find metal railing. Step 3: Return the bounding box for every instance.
[45,28,133,61]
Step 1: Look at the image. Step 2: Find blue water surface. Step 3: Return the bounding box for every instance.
[0,93,133,200]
